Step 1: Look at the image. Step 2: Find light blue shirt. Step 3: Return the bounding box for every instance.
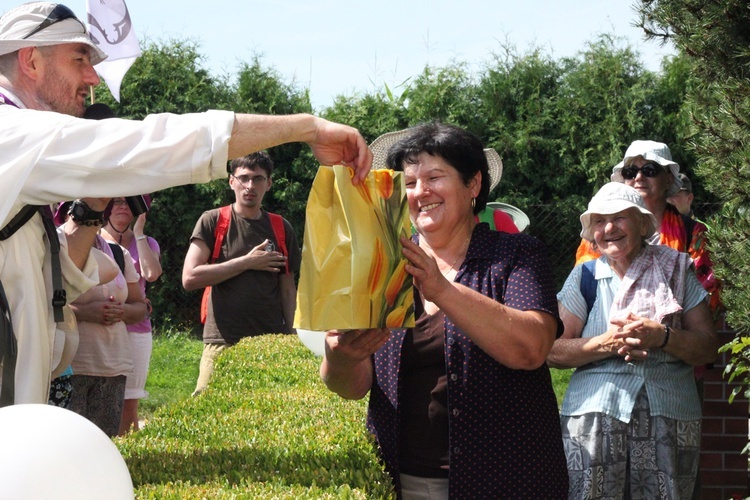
[557,256,708,422]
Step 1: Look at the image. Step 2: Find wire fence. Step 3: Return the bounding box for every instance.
[146,201,722,334]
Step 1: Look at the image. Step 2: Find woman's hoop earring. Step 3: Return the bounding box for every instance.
[471,198,476,209]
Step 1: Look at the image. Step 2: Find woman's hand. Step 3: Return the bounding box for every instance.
[611,312,664,362]
[72,297,124,325]
[324,328,391,369]
[400,236,453,304]
[320,328,390,400]
[133,213,147,236]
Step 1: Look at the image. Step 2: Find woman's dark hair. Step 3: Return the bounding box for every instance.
[385,123,490,214]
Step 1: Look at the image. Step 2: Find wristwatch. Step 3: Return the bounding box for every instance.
[67,200,105,227]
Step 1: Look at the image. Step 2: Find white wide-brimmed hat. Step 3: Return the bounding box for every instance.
[580,182,657,241]
[0,2,107,65]
[611,140,682,196]
[369,128,503,192]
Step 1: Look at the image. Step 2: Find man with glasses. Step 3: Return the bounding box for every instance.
[183,152,301,396]
[0,2,372,405]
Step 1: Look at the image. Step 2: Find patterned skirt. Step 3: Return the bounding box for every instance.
[561,387,700,499]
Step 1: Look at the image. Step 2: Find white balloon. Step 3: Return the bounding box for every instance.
[0,404,134,500]
[296,328,326,356]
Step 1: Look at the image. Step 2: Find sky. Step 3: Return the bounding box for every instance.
[2,0,676,110]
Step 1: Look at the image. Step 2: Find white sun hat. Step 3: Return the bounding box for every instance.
[579,182,657,241]
[611,140,682,196]
[0,2,107,65]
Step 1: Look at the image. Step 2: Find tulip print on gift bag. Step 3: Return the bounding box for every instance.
[294,165,415,330]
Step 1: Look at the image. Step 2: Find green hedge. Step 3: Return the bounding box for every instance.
[117,335,395,499]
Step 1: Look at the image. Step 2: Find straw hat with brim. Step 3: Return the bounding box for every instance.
[0,2,107,65]
[486,202,530,232]
[369,129,503,192]
[611,140,682,197]
[579,182,657,241]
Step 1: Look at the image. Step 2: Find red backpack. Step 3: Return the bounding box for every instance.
[200,205,288,324]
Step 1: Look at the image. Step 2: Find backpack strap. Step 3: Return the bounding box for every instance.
[200,205,232,325]
[267,212,289,274]
[0,205,41,241]
[580,259,597,316]
[210,205,233,263]
[39,207,66,322]
[0,280,17,407]
[107,242,126,273]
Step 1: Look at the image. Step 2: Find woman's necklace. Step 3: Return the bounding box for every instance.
[439,237,470,276]
[107,222,129,244]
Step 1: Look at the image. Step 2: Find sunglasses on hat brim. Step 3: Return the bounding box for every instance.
[22,4,84,40]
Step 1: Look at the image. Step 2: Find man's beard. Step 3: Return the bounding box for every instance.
[37,65,86,117]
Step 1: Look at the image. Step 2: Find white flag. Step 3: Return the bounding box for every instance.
[86,0,141,102]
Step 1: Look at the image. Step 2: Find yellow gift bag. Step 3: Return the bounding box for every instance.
[294,165,415,330]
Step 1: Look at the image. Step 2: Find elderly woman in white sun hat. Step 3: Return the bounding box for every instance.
[575,140,721,315]
[548,182,718,499]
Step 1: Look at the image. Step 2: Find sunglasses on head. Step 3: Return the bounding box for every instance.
[621,162,663,180]
[22,4,83,40]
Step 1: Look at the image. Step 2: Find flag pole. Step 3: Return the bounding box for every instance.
[90,85,96,105]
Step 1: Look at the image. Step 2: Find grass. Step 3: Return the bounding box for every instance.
[141,331,573,419]
[123,332,573,498]
[140,330,203,421]
[118,334,394,498]
[551,366,573,406]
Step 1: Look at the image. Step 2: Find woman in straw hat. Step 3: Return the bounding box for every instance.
[548,182,718,498]
[321,123,568,499]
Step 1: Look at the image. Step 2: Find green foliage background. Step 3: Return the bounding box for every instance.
[635,0,750,412]
[91,16,745,407]
[89,33,715,333]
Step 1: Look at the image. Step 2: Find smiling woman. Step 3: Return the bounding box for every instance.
[320,123,569,499]
[549,182,719,498]
[579,183,657,278]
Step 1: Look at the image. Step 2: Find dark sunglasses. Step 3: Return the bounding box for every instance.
[621,162,663,180]
[22,4,83,40]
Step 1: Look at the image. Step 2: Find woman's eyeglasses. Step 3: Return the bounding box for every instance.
[621,162,663,180]
[22,4,83,40]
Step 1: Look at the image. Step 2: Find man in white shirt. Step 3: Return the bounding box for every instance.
[0,2,372,405]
